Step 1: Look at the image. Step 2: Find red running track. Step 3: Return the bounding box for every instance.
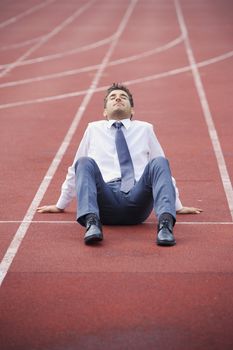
[0,0,233,349]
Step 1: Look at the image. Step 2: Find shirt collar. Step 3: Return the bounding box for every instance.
[107,118,131,130]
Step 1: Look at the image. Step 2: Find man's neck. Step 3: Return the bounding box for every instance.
[108,114,131,121]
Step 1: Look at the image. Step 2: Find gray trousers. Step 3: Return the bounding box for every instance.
[75,156,176,226]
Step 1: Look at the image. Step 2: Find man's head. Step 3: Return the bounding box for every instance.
[103,83,134,120]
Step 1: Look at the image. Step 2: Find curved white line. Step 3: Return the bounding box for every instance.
[197,51,233,68]
[0,35,184,88]
[0,11,185,68]
[0,0,56,29]
[0,33,115,69]
[0,49,232,110]
[123,50,233,86]
[0,35,46,52]
[0,0,95,79]
[0,31,113,53]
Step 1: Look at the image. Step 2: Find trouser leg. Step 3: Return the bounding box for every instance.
[75,157,121,226]
[75,156,176,226]
[75,157,102,225]
[129,156,176,222]
[149,156,176,220]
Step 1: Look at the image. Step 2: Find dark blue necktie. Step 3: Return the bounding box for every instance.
[113,122,135,193]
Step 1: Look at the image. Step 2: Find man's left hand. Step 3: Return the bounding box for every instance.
[177,206,203,214]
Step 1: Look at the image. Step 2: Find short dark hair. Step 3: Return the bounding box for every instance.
[104,83,134,108]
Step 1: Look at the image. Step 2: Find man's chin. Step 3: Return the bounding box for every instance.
[111,109,129,119]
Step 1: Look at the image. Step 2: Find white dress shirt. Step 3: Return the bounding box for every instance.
[56,119,182,210]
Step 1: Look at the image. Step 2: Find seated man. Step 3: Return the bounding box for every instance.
[37,83,202,246]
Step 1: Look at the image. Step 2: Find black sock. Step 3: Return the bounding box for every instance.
[159,213,175,226]
[77,213,97,226]
[85,213,100,225]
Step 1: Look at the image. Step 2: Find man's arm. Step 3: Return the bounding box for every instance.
[148,124,202,215]
[37,125,90,214]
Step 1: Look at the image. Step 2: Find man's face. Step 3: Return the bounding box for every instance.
[104,89,134,120]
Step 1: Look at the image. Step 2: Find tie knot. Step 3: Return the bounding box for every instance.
[113,121,123,129]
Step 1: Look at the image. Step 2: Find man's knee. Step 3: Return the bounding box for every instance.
[150,156,169,168]
[74,157,97,173]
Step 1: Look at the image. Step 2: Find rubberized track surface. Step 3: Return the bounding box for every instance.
[0,1,233,349]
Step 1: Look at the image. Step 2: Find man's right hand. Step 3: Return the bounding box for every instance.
[37,205,64,213]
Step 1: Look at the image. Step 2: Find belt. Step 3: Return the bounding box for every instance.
[107,178,121,183]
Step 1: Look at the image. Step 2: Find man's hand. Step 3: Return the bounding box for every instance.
[37,205,64,213]
[177,206,203,214]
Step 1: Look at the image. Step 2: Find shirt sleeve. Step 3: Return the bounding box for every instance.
[56,125,90,210]
[172,177,183,211]
[148,124,183,211]
[148,124,165,159]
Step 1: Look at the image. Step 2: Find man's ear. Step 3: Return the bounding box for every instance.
[103,109,107,118]
[130,108,135,120]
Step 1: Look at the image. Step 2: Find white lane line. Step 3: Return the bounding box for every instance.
[146,221,233,225]
[0,35,184,88]
[0,0,138,286]
[122,51,233,86]
[0,33,114,54]
[0,23,184,68]
[0,35,45,52]
[0,49,232,110]
[0,33,116,68]
[0,0,95,78]
[0,221,232,225]
[0,0,56,29]
[175,0,233,221]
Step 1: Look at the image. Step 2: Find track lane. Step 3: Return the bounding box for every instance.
[174,0,233,220]
[6,223,233,274]
[0,0,95,78]
[0,0,55,29]
[0,0,138,285]
[0,0,75,64]
[177,0,233,212]
[1,272,233,350]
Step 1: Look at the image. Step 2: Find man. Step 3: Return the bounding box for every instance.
[37,83,202,246]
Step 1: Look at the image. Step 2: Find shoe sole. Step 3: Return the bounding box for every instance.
[156,239,176,246]
[84,234,103,245]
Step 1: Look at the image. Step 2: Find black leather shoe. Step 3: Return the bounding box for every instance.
[84,214,103,245]
[157,219,176,246]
